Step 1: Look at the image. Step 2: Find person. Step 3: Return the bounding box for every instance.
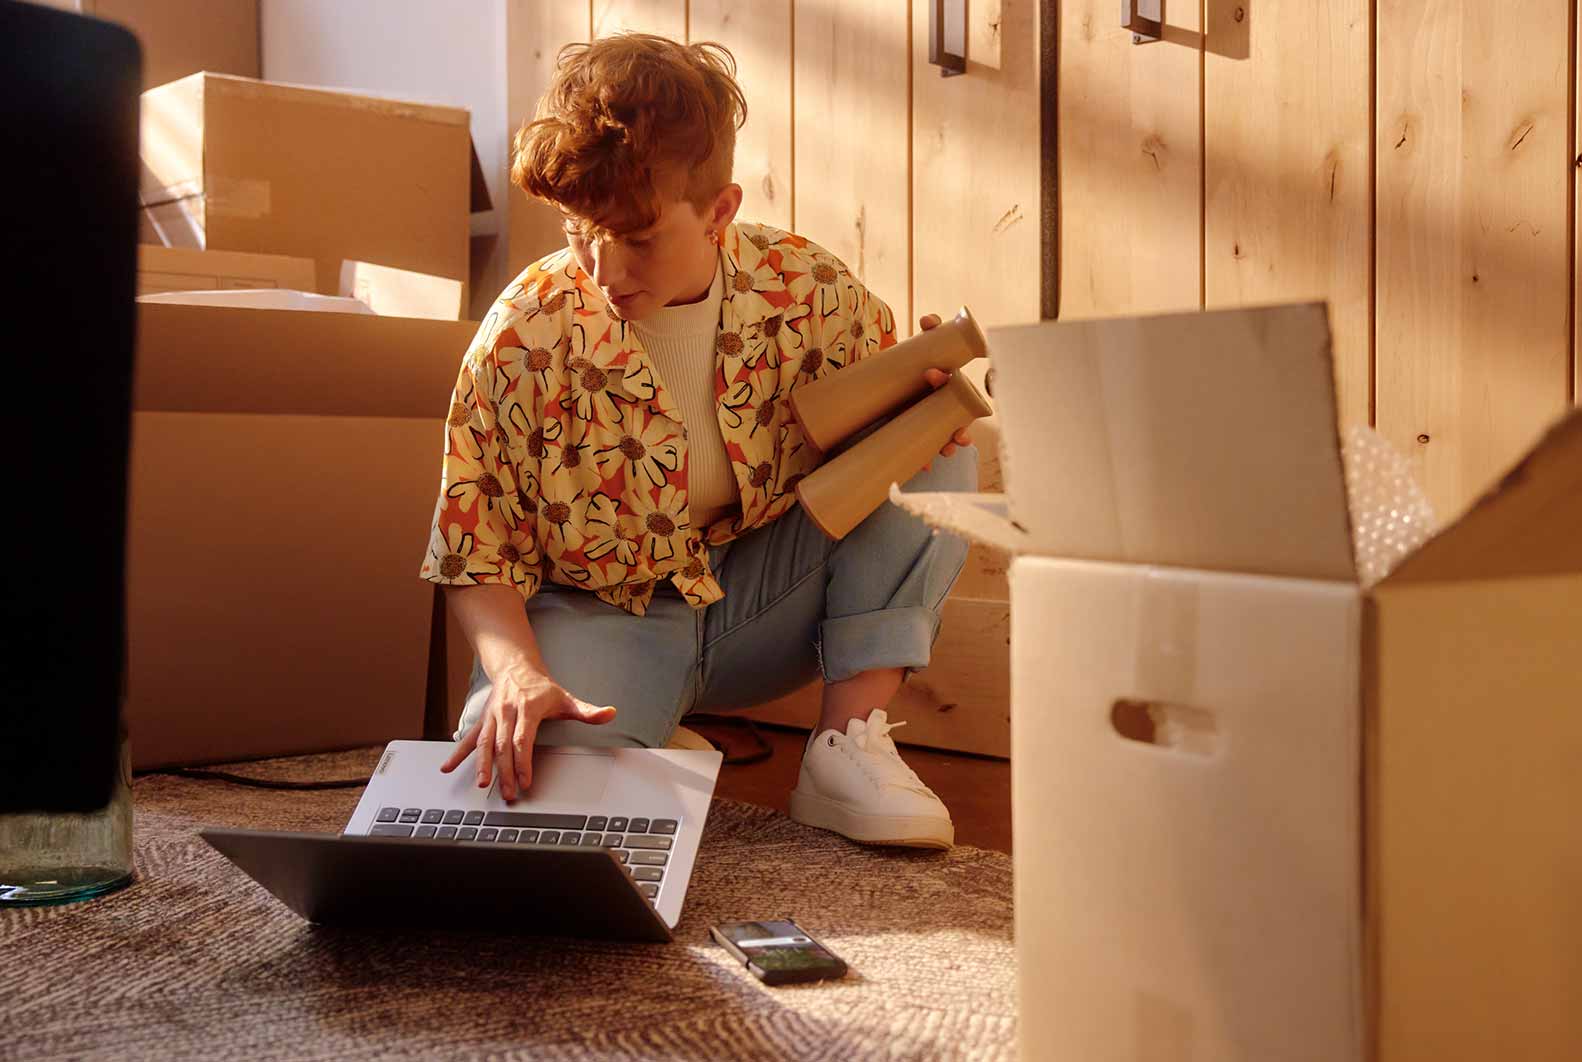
[419,33,977,848]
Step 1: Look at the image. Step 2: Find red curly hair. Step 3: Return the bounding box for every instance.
[511,33,747,237]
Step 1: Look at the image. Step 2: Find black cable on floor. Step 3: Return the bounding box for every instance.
[139,767,368,790]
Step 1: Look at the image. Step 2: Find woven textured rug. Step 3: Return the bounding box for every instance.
[1,747,1016,1061]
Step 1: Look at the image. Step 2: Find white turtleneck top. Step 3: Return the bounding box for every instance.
[630,262,738,530]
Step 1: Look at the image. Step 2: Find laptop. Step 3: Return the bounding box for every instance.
[202,741,723,942]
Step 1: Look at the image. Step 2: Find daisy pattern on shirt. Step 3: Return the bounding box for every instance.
[563,354,625,424]
[590,413,682,489]
[471,516,539,590]
[420,221,896,618]
[719,374,781,439]
[423,524,504,586]
[444,462,516,521]
[622,483,688,564]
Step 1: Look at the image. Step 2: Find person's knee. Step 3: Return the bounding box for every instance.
[903,441,979,494]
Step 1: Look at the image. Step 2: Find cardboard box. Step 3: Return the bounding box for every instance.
[137,244,316,295]
[128,300,478,768]
[138,248,464,321]
[339,260,465,321]
[138,72,488,298]
[138,288,372,314]
[895,303,1582,1062]
[84,0,259,90]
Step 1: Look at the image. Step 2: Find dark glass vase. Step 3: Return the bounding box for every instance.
[0,718,134,906]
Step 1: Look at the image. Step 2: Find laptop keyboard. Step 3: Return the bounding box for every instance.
[367,808,679,900]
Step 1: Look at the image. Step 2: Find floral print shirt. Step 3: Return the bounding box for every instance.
[419,221,898,617]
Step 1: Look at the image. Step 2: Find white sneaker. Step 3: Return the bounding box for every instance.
[788,710,955,849]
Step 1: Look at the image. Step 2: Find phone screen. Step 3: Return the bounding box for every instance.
[715,920,842,975]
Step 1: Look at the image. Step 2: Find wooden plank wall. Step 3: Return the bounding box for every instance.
[691,0,794,232]
[794,0,912,329]
[491,0,1033,758]
[1204,0,1373,432]
[1060,0,1578,524]
[1056,0,1203,318]
[503,2,591,282]
[1376,0,1575,522]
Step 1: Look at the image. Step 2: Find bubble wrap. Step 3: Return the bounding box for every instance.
[1341,425,1437,588]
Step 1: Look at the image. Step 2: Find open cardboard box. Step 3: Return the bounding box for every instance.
[893,302,1582,1061]
[138,72,491,300]
[128,298,478,769]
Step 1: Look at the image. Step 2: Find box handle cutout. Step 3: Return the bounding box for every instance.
[1111,699,1218,756]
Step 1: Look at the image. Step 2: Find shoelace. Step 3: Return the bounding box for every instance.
[848,716,932,795]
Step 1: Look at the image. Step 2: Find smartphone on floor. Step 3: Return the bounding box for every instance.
[710,919,848,985]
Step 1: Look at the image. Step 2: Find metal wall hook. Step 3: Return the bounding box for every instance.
[1123,0,1163,44]
[929,0,966,77]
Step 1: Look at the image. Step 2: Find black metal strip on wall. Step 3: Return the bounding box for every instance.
[1040,0,1058,320]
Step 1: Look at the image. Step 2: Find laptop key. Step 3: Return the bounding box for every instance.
[631,867,663,882]
[458,827,477,841]
[481,812,587,830]
[477,828,498,842]
[462,811,485,826]
[586,816,608,832]
[538,831,559,845]
[415,825,437,839]
[627,818,650,834]
[517,830,540,844]
[637,883,659,898]
[421,809,444,825]
[376,807,400,823]
[607,817,629,832]
[558,833,582,846]
[370,824,414,837]
[628,851,668,866]
[651,819,678,836]
[437,826,457,840]
[443,810,464,826]
[398,809,422,824]
[612,850,629,863]
[601,834,623,847]
[498,828,518,842]
[579,833,602,847]
[623,835,672,851]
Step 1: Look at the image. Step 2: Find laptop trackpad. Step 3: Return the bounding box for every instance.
[524,748,614,806]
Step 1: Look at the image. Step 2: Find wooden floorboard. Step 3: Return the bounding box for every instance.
[691,719,1012,854]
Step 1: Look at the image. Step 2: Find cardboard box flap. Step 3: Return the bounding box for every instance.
[206,71,470,126]
[1381,408,1582,585]
[339,260,465,321]
[139,70,205,204]
[982,302,1357,582]
[134,303,473,418]
[886,489,1031,554]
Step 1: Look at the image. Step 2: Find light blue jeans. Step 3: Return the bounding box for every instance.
[457,442,979,748]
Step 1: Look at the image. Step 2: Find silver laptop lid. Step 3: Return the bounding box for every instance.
[346,741,722,929]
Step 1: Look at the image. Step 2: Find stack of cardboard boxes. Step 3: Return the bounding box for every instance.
[130,70,488,768]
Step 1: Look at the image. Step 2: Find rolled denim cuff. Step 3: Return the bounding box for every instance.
[817,605,940,683]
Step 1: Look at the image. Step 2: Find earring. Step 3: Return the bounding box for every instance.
[705,230,718,246]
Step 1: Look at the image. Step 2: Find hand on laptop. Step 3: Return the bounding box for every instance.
[439,661,617,801]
